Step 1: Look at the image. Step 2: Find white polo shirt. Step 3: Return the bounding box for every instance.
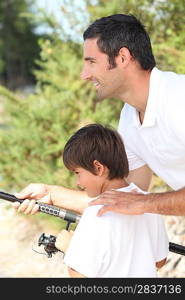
[64,183,169,278]
[118,67,185,190]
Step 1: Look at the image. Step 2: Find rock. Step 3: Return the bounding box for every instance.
[0,202,185,278]
[158,215,185,278]
[0,203,69,277]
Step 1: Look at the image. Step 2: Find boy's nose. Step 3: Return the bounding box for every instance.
[76,179,81,186]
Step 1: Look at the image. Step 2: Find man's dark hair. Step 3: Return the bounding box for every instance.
[63,124,129,180]
[83,14,156,70]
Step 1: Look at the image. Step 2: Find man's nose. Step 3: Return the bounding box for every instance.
[80,67,92,80]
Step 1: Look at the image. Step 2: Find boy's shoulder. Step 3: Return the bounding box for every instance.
[83,203,104,219]
[117,182,147,194]
[84,183,146,219]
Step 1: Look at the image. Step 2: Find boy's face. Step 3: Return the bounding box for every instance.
[73,167,104,197]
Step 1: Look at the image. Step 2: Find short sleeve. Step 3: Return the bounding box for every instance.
[125,146,146,171]
[64,205,108,277]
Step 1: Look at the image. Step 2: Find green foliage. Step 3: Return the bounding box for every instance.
[86,0,185,73]
[0,0,42,89]
[0,34,122,191]
[0,0,185,193]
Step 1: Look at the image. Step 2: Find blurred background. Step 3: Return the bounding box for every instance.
[0,0,185,277]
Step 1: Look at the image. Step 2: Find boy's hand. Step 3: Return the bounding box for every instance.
[55,229,74,253]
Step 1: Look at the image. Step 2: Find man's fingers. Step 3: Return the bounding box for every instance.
[89,190,145,216]
[17,199,30,213]
[12,198,39,215]
[24,200,37,215]
[39,194,51,203]
[12,201,21,209]
[96,205,114,217]
[30,204,40,215]
[14,192,33,200]
[89,194,117,206]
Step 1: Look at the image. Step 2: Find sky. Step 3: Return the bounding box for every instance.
[37,0,87,12]
[35,0,91,41]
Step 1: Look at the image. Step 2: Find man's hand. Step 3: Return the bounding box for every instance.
[89,190,146,216]
[55,229,74,253]
[12,183,51,215]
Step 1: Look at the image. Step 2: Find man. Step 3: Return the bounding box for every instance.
[13,14,185,217]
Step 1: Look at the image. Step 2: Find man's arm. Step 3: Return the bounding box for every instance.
[89,165,185,216]
[126,164,153,191]
[13,183,90,215]
[50,185,89,213]
[89,186,185,216]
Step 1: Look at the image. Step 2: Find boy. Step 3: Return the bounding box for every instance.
[55,123,169,278]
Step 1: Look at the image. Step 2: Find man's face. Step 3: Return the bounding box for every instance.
[73,167,103,198]
[81,38,123,100]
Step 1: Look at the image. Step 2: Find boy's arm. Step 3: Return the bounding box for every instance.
[55,230,86,278]
[156,258,167,269]
[55,229,74,253]
[62,207,108,278]
[155,215,169,270]
[68,267,86,278]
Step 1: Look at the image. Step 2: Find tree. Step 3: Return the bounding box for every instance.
[0,0,185,191]
[86,0,185,73]
[0,33,122,190]
[0,0,42,90]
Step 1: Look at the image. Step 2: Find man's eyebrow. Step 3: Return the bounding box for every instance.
[84,57,96,62]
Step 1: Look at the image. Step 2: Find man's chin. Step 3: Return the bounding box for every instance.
[97,91,111,101]
[96,89,105,100]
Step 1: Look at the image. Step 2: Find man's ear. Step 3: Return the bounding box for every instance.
[118,47,133,67]
[93,160,105,176]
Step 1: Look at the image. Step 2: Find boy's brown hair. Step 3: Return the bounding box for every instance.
[63,123,129,179]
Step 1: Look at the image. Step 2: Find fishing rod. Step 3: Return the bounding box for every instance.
[0,190,81,230]
[0,190,81,257]
[1,190,185,258]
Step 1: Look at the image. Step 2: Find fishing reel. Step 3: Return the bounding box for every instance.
[37,232,61,258]
[33,220,76,258]
[36,221,73,257]
[0,190,81,258]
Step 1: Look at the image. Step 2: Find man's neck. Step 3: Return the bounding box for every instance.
[119,67,152,118]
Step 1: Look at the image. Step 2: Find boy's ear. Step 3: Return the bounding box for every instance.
[93,160,105,176]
